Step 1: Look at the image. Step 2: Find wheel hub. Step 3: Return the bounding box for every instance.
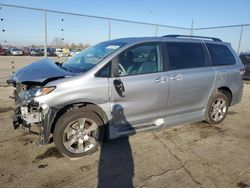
[63,118,98,154]
[210,97,227,122]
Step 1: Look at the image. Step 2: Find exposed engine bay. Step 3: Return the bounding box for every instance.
[11,82,50,145]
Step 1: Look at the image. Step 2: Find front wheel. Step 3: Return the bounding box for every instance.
[53,108,104,158]
[206,92,229,124]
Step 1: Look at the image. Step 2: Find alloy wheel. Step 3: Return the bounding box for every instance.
[210,97,227,122]
[63,118,98,154]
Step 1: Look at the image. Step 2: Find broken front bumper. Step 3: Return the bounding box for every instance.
[13,99,57,145]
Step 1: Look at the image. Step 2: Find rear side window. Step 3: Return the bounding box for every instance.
[206,43,236,66]
[166,42,207,70]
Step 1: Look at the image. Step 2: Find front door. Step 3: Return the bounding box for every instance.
[109,42,169,132]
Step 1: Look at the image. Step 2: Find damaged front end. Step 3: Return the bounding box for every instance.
[7,58,74,145]
[11,82,57,145]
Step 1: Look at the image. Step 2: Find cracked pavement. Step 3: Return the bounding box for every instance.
[0,81,250,187]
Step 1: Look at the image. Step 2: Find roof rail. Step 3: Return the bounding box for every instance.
[162,34,222,42]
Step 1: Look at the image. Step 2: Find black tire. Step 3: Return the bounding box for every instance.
[53,108,105,158]
[205,92,229,124]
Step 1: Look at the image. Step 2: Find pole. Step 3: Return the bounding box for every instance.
[237,25,243,54]
[190,19,194,36]
[44,10,48,57]
[108,19,111,40]
[155,25,158,36]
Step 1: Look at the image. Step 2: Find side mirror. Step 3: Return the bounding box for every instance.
[113,79,125,97]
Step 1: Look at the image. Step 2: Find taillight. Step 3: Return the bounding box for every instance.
[240,67,245,75]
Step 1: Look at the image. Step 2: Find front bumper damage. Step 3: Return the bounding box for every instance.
[13,98,57,145]
[6,58,74,145]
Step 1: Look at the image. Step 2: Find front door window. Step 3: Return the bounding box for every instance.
[115,43,162,77]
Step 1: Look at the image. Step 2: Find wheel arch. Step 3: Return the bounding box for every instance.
[217,86,233,106]
[50,102,109,139]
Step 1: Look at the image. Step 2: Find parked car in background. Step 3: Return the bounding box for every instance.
[55,48,64,57]
[9,47,23,56]
[0,48,8,55]
[239,53,250,80]
[47,48,56,56]
[7,35,244,158]
[69,49,81,57]
[22,48,31,56]
[39,49,45,56]
[63,48,70,57]
[30,49,43,56]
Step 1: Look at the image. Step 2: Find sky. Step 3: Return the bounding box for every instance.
[0,0,249,51]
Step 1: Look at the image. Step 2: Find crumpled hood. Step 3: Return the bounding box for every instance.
[7,58,74,85]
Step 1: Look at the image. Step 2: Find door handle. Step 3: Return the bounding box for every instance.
[155,77,167,83]
[170,74,182,81]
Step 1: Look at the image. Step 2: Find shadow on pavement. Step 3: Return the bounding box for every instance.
[97,104,134,188]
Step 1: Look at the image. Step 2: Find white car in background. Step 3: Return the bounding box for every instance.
[55,49,64,57]
[10,48,23,56]
[69,49,81,57]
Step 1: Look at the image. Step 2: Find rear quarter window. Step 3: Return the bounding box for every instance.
[206,43,236,66]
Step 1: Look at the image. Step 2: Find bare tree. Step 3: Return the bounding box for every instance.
[50,37,90,49]
[71,43,77,49]
[51,37,65,48]
[78,43,90,49]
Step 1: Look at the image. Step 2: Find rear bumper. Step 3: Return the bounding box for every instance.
[231,80,244,106]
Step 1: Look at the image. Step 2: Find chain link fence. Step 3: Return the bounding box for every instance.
[193,24,250,53]
[0,3,249,85]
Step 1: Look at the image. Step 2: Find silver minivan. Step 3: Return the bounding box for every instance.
[8,35,244,157]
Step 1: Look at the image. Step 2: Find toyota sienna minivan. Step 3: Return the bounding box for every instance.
[7,35,244,157]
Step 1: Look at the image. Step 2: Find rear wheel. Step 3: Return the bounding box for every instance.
[53,108,104,158]
[206,92,229,124]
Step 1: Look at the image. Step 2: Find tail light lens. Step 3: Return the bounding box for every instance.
[240,67,245,75]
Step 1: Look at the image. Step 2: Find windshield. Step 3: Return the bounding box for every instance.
[62,41,126,73]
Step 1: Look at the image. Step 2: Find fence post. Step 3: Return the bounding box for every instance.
[108,19,111,40]
[44,10,48,57]
[155,25,158,36]
[237,25,244,54]
[190,19,194,36]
